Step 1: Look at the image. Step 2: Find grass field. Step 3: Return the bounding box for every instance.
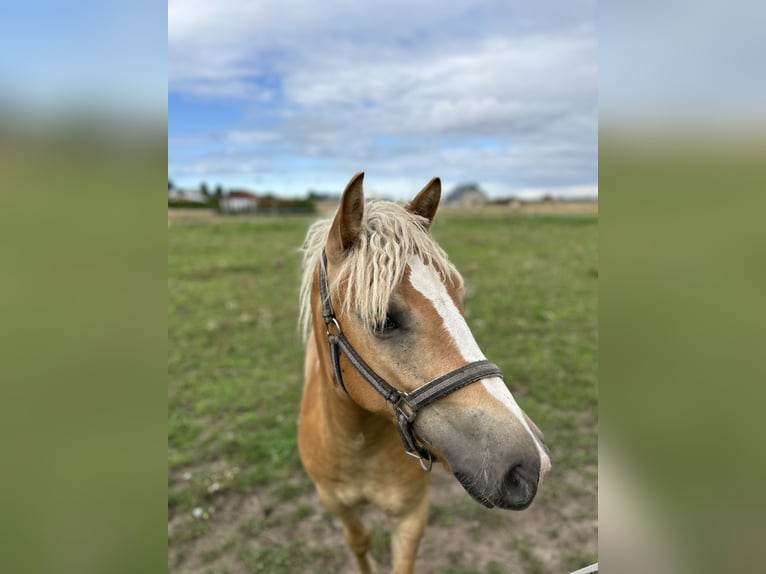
[168,211,598,573]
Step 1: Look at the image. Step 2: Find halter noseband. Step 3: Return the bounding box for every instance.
[318,250,504,471]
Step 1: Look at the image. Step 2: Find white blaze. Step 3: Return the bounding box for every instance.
[407,256,551,480]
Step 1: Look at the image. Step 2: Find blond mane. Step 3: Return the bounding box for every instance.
[299,200,462,341]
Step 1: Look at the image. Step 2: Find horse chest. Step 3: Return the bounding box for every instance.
[332,466,425,512]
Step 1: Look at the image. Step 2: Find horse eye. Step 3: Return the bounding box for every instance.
[374,314,399,334]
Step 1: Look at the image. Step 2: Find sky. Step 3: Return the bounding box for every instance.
[169,0,597,200]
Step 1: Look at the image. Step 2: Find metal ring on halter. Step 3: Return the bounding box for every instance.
[406,448,433,472]
[325,317,341,337]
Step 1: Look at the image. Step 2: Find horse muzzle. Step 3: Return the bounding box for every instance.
[454,451,541,510]
[414,404,549,510]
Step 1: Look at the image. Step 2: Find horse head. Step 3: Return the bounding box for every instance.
[304,172,551,510]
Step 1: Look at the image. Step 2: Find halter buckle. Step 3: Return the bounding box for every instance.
[393,394,415,422]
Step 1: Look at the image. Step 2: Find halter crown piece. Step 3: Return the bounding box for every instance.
[318,250,504,471]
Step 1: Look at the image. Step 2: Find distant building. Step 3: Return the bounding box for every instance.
[219,190,259,213]
[168,187,208,204]
[445,183,488,207]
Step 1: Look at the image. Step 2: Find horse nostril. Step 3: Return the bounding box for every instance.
[502,463,538,509]
[506,466,521,488]
[506,464,527,489]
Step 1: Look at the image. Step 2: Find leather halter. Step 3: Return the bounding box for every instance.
[318,250,504,471]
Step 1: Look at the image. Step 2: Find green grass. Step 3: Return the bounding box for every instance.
[168,211,598,569]
[169,217,312,491]
[507,535,547,574]
[369,524,392,564]
[237,540,344,574]
[438,559,505,574]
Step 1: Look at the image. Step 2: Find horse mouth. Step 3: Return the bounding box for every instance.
[453,470,538,510]
[453,472,495,509]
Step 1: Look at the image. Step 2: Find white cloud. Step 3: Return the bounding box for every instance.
[169,0,597,196]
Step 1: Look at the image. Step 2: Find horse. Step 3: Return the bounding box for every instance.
[298,172,551,573]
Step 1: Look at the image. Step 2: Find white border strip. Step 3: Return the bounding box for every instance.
[569,562,598,574]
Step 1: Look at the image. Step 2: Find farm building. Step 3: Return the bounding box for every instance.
[168,187,208,205]
[219,190,259,213]
[445,183,488,207]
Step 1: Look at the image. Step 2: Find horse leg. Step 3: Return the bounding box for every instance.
[316,487,374,574]
[387,489,430,574]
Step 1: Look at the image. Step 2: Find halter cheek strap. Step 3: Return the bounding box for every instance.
[318,250,504,471]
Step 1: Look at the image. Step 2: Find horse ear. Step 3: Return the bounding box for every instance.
[327,172,365,260]
[407,177,441,228]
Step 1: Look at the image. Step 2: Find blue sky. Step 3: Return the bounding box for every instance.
[169,0,597,199]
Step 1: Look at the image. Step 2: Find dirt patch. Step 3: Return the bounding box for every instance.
[168,208,219,221]
[169,463,596,573]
